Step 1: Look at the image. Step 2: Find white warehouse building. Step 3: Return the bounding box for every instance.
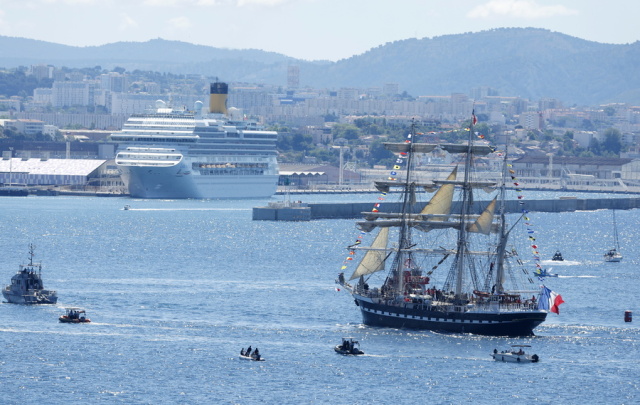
[0,157,107,186]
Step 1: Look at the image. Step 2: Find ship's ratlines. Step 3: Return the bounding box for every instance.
[336,118,558,337]
[111,82,279,199]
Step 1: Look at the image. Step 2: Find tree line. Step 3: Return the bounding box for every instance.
[275,116,625,168]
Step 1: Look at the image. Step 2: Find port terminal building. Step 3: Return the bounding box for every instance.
[0,155,109,187]
[0,140,122,191]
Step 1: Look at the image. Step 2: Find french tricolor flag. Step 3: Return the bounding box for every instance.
[538,286,565,314]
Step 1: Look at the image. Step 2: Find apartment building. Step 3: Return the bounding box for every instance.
[5,119,44,135]
[52,81,97,107]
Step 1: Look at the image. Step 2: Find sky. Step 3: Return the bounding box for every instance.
[0,0,638,61]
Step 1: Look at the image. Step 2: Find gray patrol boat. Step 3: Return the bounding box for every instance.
[2,244,58,304]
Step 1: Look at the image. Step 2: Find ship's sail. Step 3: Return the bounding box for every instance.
[349,227,389,280]
[467,197,497,235]
[414,166,457,232]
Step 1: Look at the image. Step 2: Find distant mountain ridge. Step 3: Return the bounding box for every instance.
[1,28,639,105]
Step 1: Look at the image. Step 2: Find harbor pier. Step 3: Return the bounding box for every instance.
[253,196,640,221]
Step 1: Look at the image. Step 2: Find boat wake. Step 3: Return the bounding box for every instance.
[122,208,250,211]
[558,275,597,278]
[540,260,581,266]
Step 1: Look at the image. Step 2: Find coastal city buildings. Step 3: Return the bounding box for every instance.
[2,64,640,192]
[4,64,637,133]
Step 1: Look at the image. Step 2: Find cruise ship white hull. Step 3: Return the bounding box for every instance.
[111,83,280,200]
[121,165,278,199]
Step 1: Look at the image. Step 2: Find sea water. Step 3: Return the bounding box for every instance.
[0,194,638,404]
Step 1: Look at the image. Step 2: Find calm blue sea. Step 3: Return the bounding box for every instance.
[0,193,638,404]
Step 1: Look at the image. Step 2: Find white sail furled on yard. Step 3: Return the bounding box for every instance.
[467,197,498,235]
[383,143,438,154]
[357,213,493,232]
[440,144,494,156]
[436,180,496,192]
[375,180,436,194]
[349,227,389,280]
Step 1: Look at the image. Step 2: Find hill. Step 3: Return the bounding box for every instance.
[321,28,640,106]
[1,28,639,105]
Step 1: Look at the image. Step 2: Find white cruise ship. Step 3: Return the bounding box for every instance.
[111,82,279,199]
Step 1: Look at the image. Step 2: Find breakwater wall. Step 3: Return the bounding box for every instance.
[253,197,640,221]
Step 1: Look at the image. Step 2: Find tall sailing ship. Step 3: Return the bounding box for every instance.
[111,82,279,199]
[337,118,560,337]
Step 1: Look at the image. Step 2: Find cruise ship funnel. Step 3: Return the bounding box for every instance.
[209,82,228,114]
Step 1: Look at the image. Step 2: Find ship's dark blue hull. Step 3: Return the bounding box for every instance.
[356,297,547,337]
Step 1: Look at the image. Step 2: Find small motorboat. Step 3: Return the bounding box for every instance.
[59,307,91,323]
[492,345,539,363]
[239,348,264,361]
[551,251,564,261]
[534,268,558,278]
[239,353,264,361]
[334,337,364,355]
[123,205,131,210]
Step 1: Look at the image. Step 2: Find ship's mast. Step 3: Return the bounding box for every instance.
[494,136,511,293]
[453,114,475,299]
[613,210,620,250]
[28,243,35,267]
[393,121,418,294]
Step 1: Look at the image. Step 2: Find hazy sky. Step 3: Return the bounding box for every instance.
[0,0,637,61]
